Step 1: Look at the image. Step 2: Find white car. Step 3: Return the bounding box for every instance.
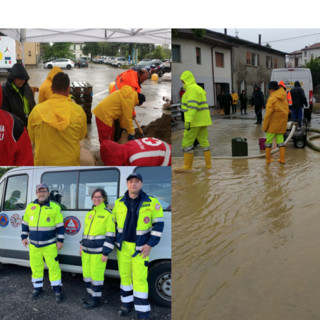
[44,58,74,70]
[112,57,128,67]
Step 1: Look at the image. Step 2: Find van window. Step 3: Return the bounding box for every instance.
[3,175,28,210]
[0,179,5,209]
[134,167,171,211]
[78,169,119,209]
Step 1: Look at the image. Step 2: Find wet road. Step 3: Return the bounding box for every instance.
[172,111,320,320]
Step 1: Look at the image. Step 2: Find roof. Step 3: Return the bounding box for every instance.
[288,50,302,55]
[302,42,320,50]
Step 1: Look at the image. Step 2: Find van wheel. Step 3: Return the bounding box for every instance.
[47,64,53,69]
[148,261,171,308]
[66,65,71,70]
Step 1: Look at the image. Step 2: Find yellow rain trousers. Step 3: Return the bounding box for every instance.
[38,67,63,103]
[28,94,87,166]
[30,243,62,293]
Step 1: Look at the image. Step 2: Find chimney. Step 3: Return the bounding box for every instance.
[224,29,227,35]
[259,34,261,45]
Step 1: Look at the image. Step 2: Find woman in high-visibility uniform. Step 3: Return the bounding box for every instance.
[80,188,116,309]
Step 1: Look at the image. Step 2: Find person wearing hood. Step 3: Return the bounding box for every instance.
[251,84,265,124]
[1,63,36,126]
[231,90,239,114]
[175,70,212,171]
[27,72,87,166]
[0,85,34,166]
[290,80,308,127]
[92,85,145,142]
[263,81,289,164]
[38,66,63,103]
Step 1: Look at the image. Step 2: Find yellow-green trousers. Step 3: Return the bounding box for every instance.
[117,241,150,319]
[29,243,62,293]
[81,252,106,302]
[182,126,210,152]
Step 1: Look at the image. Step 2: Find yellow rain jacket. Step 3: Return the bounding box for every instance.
[180,71,212,127]
[38,67,63,103]
[231,92,238,104]
[28,94,87,166]
[263,88,289,134]
[92,85,138,135]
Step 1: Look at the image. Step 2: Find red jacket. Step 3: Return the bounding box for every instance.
[100,137,171,166]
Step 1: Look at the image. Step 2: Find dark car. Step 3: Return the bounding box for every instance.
[76,59,88,68]
[131,59,165,77]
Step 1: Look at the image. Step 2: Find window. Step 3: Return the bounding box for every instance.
[196,47,201,64]
[304,51,307,57]
[134,167,171,211]
[3,175,28,210]
[252,53,259,67]
[266,56,273,68]
[274,57,278,68]
[172,44,181,63]
[246,51,251,65]
[215,52,224,67]
[0,180,4,209]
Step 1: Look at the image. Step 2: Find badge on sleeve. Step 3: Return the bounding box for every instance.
[47,217,51,222]
[155,204,161,211]
[31,206,36,210]
[144,217,150,224]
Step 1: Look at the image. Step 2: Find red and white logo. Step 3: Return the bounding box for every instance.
[155,204,161,211]
[144,217,150,224]
[10,214,21,228]
[31,206,36,210]
[64,216,81,235]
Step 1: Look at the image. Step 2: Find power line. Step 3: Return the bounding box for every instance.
[262,32,320,44]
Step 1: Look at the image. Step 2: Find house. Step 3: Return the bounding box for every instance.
[288,50,303,68]
[301,43,320,65]
[172,29,287,106]
[70,43,90,60]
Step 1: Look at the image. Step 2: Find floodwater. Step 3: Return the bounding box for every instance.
[172,110,320,320]
[0,63,171,161]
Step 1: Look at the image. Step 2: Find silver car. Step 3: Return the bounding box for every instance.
[44,58,75,69]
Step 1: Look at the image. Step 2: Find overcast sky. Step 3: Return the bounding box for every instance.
[211,29,320,54]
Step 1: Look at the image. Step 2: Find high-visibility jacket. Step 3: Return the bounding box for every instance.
[263,88,289,134]
[287,91,292,106]
[100,137,171,166]
[38,67,63,103]
[112,190,164,255]
[231,92,239,105]
[180,71,212,127]
[81,202,116,256]
[110,69,141,93]
[92,85,138,135]
[27,94,87,166]
[21,199,65,248]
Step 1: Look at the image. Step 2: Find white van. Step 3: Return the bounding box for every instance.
[0,166,171,307]
[0,35,16,72]
[270,68,313,120]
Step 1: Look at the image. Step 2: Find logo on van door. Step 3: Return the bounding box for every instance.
[0,213,9,227]
[10,213,21,228]
[64,216,81,235]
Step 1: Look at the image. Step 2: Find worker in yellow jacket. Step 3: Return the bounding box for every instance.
[38,66,63,103]
[175,70,212,172]
[80,188,115,309]
[92,85,145,142]
[28,72,87,166]
[231,90,239,114]
[263,81,289,164]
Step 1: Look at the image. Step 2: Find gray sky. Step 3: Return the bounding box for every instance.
[211,29,320,54]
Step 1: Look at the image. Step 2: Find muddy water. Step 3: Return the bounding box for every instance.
[172,117,320,320]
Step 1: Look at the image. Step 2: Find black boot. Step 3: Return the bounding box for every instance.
[30,289,42,299]
[83,299,101,309]
[118,306,133,316]
[55,292,63,303]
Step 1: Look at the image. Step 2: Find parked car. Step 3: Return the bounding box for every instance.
[44,58,75,70]
[112,57,128,68]
[75,59,88,68]
[105,57,116,65]
[162,59,171,73]
[131,59,165,77]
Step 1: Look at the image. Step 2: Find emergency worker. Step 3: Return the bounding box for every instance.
[1,63,35,126]
[231,90,239,114]
[113,173,164,320]
[38,66,63,103]
[21,184,65,302]
[100,133,172,166]
[92,86,145,142]
[80,189,115,309]
[278,80,293,113]
[263,81,289,164]
[175,70,212,172]
[0,85,33,166]
[251,84,265,124]
[27,72,87,166]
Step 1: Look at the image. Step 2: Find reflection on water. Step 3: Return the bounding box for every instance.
[172,147,320,320]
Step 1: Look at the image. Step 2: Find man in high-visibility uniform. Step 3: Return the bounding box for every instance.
[21,183,65,302]
[175,70,212,172]
[113,173,164,320]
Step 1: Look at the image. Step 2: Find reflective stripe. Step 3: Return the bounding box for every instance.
[277,143,285,147]
[105,232,116,237]
[199,101,208,105]
[117,228,123,233]
[135,304,151,312]
[30,238,56,245]
[32,277,43,282]
[55,223,64,228]
[129,150,166,164]
[151,231,162,237]
[22,231,29,235]
[136,246,143,251]
[22,221,28,226]
[88,288,102,297]
[83,235,106,240]
[29,226,56,231]
[121,295,134,303]
[183,146,194,153]
[134,291,148,299]
[188,100,199,104]
[203,146,210,151]
[152,217,164,223]
[265,144,272,148]
[198,107,209,111]
[180,109,187,112]
[181,103,187,107]
[83,277,91,283]
[103,242,114,249]
[91,280,104,286]
[136,227,152,236]
[33,282,43,288]
[57,235,64,239]
[162,141,171,166]
[115,242,120,247]
[82,246,103,253]
[187,106,198,110]
[121,284,133,291]
[51,279,62,286]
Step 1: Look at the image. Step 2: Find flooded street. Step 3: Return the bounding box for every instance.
[172,111,320,320]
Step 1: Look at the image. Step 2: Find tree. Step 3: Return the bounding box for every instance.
[265,43,272,48]
[41,43,74,60]
[151,45,165,60]
[305,57,320,87]
[82,42,101,58]
[0,167,15,178]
